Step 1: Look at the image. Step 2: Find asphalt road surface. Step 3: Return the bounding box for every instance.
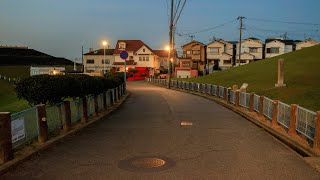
[2,81,320,179]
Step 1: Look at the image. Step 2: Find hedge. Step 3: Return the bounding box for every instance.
[15,73,121,105]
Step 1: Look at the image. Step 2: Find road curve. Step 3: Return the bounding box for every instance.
[3,81,320,179]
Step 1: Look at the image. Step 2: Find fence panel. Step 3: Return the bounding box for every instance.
[206,84,211,94]
[46,103,64,133]
[190,82,194,91]
[212,85,217,96]
[195,83,199,92]
[277,102,291,129]
[11,107,38,149]
[87,95,95,117]
[239,92,246,107]
[219,86,224,98]
[186,82,189,90]
[296,106,316,141]
[254,94,260,112]
[181,81,185,89]
[230,91,235,104]
[263,97,274,120]
[97,94,104,111]
[201,84,205,93]
[70,99,82,125]
[245,93,250,108]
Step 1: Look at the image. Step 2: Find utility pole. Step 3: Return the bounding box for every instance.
[189,35,195,41]
[168,0,174,89]
[237,16,244,67]
[283,32,288,40]
[81,46,84,72]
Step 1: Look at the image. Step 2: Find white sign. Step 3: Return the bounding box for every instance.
[11,118,26,143]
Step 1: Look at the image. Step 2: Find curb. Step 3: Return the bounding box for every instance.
[152,84,319,157]
[0,92,130,176]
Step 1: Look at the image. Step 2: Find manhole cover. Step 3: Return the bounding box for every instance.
[118,156,175,172]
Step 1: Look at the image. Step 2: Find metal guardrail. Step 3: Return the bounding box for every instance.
[230,90,235,104]
[239,92,246,107]
[212,85,217,96]
[254,94,260,112]
[219,86,224,98]
[296,106,316,141]
[278,101,290,129]
[206,84,211,94]
[263,97,274,120]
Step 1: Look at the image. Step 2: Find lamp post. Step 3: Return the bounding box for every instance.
[102,41,108,75]
[166,46,171,88]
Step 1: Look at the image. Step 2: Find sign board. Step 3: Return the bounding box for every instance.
[11,118,26,143]
[120,51,128,60]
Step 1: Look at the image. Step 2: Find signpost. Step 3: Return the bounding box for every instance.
[120,51,128,95]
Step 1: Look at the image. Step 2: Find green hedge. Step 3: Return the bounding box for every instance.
[15,74,121,105]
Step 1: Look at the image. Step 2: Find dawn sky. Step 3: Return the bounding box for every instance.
[1,0,319,61]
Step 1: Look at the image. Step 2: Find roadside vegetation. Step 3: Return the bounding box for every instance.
[178,44,320,111]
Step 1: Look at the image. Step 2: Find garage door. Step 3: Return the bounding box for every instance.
[177,70,191,78]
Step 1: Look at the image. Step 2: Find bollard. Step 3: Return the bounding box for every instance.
[37,105,48,143]
[259,96,264,117]
[249,92,255,112]
[288,104,298,136]
[94,95,99,117]
[235,90,240,107]
[313,112,320,151]
[0,113,14,163]
[81,97,88,123]
[63,101,71,131]
[272,100,279,127]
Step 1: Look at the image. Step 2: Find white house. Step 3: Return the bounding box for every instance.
[83,49,115,73]
[30,66,65,76]
[207,40,236,70]
[265,39,295,58]
[113,40,160,72]
[296,38,320,50]
[236,38,263,64]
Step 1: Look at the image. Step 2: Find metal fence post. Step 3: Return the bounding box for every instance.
[63,101,71,131]
[313,112,320,151]
[0,113,14,163]
[272,100,279,127]
[249,92,255,112]
[227,88,231,103]
[223,87,227,99]
[259,96,264,117]
[235,90,240,107]
[288,104,298,136]
[94,95,99,117]
[37,105,48,143]
[81,97,88,123]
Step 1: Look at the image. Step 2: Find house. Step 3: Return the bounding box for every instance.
[30,66,65,76]
[207,40,236,71]
[265,38,296,58]
[236,38,263,65]
[83,49,115,73]
[113,40,160,73]
[179,41,206,73]
[295,38,320,50]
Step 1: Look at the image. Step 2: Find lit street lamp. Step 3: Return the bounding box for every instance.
[102,41,108,75]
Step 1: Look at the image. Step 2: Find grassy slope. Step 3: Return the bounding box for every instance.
[179,44,320,111]
[0,80,30,113]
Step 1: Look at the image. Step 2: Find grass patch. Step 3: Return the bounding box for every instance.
[177,44,320,111]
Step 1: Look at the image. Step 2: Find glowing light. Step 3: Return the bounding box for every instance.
[165,46,170,51]
[102,41,108,46]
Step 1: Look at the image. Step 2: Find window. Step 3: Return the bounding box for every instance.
[143,49,145,52]
[86,59,94,64]
[139,57,142,61]
[182,61,191,67]
[209,48,219,55]
[249,47,258,53]
[101,59,110,64]
[186,50,191,54]
[146,57,149,61]
[267,47,280,54]
[119,43,126,49]
[223,60,231,64]
[143,57,145,61]
[192,50,200,55]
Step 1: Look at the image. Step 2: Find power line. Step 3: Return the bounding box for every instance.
[173,0,187,27]
[246,17,320,26]
[178,19,237,36]
[173,0,182,20]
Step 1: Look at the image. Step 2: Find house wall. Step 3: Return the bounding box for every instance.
[236,39,263,59]
[84,54,115,73]
[265,40,286,58]
[296,40,320,50]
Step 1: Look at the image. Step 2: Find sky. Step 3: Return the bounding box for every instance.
[1,0,319,61]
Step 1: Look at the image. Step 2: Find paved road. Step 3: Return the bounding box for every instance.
[3,81,320,179]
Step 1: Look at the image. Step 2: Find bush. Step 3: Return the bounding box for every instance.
[140,73,147,77]
[15,74,119,105]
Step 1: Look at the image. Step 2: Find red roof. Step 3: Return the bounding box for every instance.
[113,40,154,54]
[153,50,168,57]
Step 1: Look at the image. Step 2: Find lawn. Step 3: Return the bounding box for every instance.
[177,44,320,111]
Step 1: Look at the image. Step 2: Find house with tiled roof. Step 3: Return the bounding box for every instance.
[265,38,297,58]
[113,40,160,72]
[236,37,263,65]
[207,40,236,71]
[295,38,319,50]
[83,49,115,73]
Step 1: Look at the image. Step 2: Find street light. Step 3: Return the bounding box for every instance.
[165,45,171,88]
[102,41,108,75]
